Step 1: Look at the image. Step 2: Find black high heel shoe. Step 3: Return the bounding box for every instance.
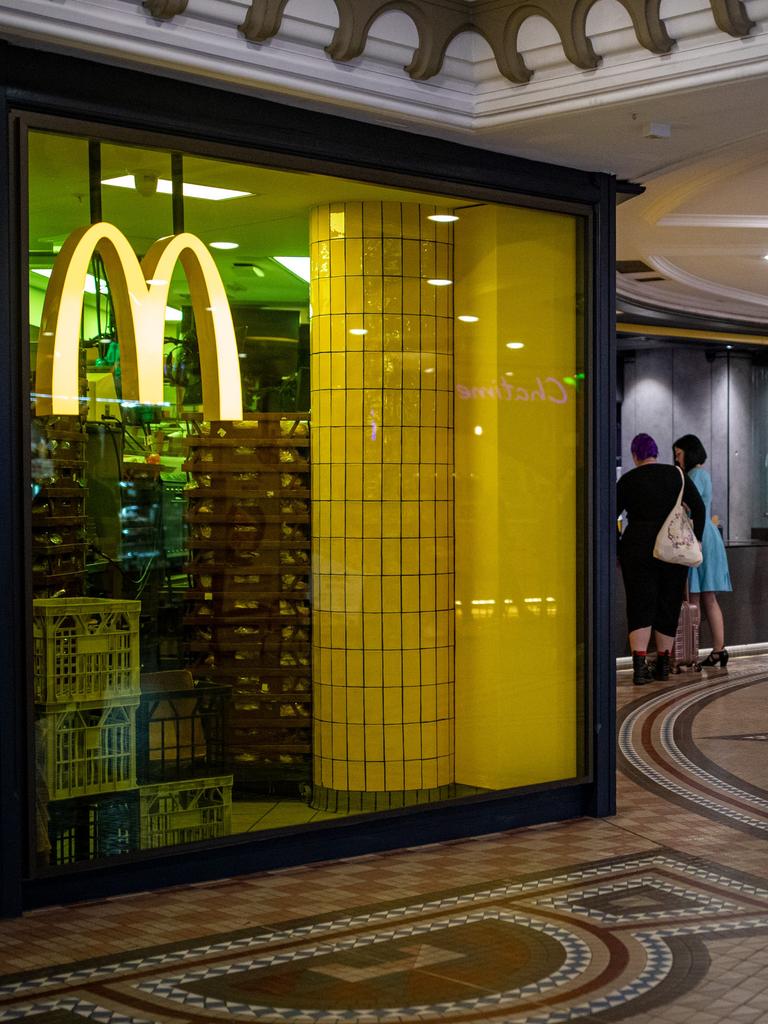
[700,649,729,669]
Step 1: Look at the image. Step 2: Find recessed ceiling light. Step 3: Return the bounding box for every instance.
[272,256,311,282]
[506,341,525,350]
[101,175,251,201]
[457,315,479,323]
[427,278,452,286]
[210,241,239,250]
[428,214,459,223]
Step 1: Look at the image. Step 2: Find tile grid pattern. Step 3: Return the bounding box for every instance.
[309,201,455,803]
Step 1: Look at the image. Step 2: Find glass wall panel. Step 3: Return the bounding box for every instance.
[26,125,587,873]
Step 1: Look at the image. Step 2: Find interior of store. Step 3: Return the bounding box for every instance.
[28,127,586,872]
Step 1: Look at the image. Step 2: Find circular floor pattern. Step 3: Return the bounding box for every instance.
[619,669,768,835]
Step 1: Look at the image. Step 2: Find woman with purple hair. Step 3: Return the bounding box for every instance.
[617,433,706,684]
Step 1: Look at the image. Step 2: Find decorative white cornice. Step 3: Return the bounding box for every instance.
[0,0,767,156]
[146,0,754,85]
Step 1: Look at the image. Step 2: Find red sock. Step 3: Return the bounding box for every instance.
[633,650,647,657]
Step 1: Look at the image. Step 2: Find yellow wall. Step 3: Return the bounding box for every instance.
[454,205,580,789]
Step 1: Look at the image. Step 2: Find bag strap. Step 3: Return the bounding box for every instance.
[673,465,685,506]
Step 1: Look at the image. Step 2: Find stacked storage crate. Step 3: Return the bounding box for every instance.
[34,599,233,864]
[183,413,312,794]
[31,421,88,599]
[34,598,142,864]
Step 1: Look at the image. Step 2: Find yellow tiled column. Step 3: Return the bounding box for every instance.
[310,201,454,812]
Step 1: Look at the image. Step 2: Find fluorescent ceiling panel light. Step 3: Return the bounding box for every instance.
[457,315,479,322]
[210,241,239,250]
[428,214,459,222]
[101,175,251,201]
[427,278,452,286]
[505,341,525,349]
[272,256,311,283]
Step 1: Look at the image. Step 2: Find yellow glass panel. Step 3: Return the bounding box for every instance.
[365,686,384,720]
[454,204,579,789]
[332,761,349,790]
[346,647,363,681]
[348,762,366,790]
[384,724,404,759]
[347,724,364,760]
[421,722,437,758]
[364,651,383,687]
[402,613,420,650]
[422,759,438,790]
[382,202,403,238]
[385,762,404,790]
[346,275,364,314]
[404,760,422,790]
[347,687,364,724]
[346,237,363,276]
[365,725,384,760]
[402,203,420,240]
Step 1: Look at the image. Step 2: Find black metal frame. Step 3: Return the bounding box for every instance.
[0,40,617,917]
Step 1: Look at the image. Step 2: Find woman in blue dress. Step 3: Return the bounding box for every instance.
[673,434,732,668]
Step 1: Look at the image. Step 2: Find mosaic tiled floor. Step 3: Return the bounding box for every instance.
[1,656,767,1023]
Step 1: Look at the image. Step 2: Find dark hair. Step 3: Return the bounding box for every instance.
[630,433,658,460]
[673,434,707,472]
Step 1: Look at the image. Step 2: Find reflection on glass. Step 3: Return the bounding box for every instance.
[27,127,586,874]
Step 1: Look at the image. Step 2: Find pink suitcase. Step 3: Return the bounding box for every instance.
[672,596,701,673]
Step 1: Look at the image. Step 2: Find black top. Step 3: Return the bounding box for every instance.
[617,463,706,549]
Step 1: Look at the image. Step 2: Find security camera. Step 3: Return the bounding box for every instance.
[135,172,159,197]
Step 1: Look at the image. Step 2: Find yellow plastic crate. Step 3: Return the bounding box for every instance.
[34,598,141,704]
[139,775,233,849]
[38,698,139,800]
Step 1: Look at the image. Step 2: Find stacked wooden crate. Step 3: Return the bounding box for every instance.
[31,421,88,598]
[183,414,312,794]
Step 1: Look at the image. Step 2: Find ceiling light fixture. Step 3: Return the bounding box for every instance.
[505,341,525,350]
[101,175,251,201]
[427,278,452,286]
[210,241,239,250]
[428,214,459,223]
[272,256,311,283]
[457,315,479,323]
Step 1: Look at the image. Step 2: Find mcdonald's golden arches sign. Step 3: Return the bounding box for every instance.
[35,222,244,422]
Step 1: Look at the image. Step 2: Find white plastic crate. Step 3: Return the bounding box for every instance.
[139,775,233,849]
[38,698,139,800]
[34,598,141,704]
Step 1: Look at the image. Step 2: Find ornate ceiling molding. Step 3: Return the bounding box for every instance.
[144,0,188,17]
[228,0,753,85]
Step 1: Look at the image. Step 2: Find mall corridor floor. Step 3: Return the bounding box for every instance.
[1,656,767,1024]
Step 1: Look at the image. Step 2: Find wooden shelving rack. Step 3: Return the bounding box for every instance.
[31,420,88,599]
[183,413,312,795]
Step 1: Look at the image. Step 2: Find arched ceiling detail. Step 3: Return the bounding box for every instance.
[144,0,753,85]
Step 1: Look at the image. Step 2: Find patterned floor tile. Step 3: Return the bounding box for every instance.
[0,657,767,1023]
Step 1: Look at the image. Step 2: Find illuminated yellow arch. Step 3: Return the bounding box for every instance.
[35,222,243,421]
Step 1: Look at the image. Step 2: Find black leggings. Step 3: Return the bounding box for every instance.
[619,548,687,637]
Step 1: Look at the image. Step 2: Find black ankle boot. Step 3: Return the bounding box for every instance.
[653,651,670,681]
[633,653,653,685]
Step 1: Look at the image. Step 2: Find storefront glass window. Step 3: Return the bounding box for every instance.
[26,126,587,871]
